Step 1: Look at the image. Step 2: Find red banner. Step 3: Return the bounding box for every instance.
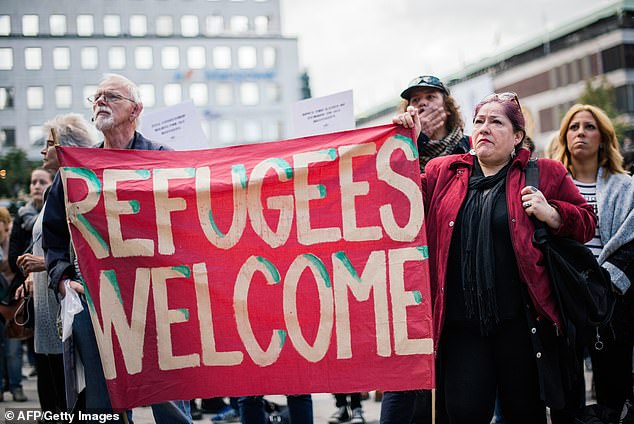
[57,124,434,410]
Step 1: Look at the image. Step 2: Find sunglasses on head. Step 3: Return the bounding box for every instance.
[483,92,522,111]
[408,75,441,86]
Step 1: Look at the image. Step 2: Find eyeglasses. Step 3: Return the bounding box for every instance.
[483,92,522,112]
[87,92,135,105]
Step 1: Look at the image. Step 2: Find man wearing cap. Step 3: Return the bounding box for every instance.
[395,75,470,172]
[381,75,469,423]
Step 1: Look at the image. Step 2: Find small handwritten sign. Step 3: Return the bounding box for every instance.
[140,100,208,150]
[292,90,354,138]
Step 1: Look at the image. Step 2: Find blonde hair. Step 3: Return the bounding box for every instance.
[0,207,10,225]
[555,104,626,178]
[42,113,96,147]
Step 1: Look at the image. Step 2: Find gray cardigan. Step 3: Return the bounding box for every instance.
[596,167,634,293]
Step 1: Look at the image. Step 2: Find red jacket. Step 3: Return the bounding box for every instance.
[422,149,596,352]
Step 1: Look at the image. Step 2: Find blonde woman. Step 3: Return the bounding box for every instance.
[554,104,634,415]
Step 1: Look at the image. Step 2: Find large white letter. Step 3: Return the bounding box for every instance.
[284,253,333,362]
[332,250,390,358]
[294,149,342,245]
[196,165,248,249]
[152,265,200,370]
[60,167,109,258]
[234,256,284,366]
[89,268,151,379]
[154,168,194,255]
[103,169,154,257]
[338,143,382,242]
[389,247,433,355]
[247,159,294,248]
[193,262,243,366]
[376,135,424,242]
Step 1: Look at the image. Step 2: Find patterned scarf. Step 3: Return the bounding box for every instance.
[419,126,465,171]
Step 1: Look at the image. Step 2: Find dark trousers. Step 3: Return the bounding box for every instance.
[590,339,634,412]
[238,395,312,424]
[380,389,431,424]
[439,319,546,424]
[35,352,66,412]
[334,393,362,410]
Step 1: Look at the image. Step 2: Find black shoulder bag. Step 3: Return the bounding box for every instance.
[525,159,615,349]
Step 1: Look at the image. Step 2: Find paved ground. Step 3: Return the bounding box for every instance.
[0,363,596,423]
[0,366,382,423]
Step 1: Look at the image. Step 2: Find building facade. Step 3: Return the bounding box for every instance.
[447,0,634,151]
[0,0,301,158]
[357,0,634,153]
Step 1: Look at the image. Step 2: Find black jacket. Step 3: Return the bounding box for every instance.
[42,132,171,295]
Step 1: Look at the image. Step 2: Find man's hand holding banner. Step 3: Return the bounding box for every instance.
[57,124,434,410]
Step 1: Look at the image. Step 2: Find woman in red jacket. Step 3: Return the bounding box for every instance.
[397,93,596,423]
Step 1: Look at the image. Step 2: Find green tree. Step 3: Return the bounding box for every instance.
[0,149,38,199]
[577,77,627,142]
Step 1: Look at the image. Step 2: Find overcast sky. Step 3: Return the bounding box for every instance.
[280,0,614,115]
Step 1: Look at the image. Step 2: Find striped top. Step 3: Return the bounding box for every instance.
[573,179,603,258]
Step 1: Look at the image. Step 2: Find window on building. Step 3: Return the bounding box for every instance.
[156,16,173,36]
[190,83,208,106]
[181,15,199,37]
[217,120,236,144]
[130,15,147,36]
[104,15,121,36]
[139,84,155,107]
[22,15,38,36]
[580,56,592,80]
[53,47,71,70]
[77,15,94,36]
[215,82,233,106]
[24,47,42,70]
[164,84,182,106]
[0,16,10,36]
[230,16,249,34]
[135,46,153,69]
[55,86,72,108]
[49,15,66,36]
[243,120,261,143]
[81,47,98,69]
[240,82,259,105]
[161,47,180,69]
[263,81,280,103]
[0,128,16,148]
[238,46,256,69]
[83,85,98,108]
[0,48,13,70]
[108,47,126,69]
[254,16,269,34]
[262,47,276,68]
[0,87,14,109]
[26,86,44,109]
[206,15,223,35]
[213,46,231,69]
[187,46,206,69]
[29,126,44,146]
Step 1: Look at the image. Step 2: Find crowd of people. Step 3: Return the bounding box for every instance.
[0,71,631,424]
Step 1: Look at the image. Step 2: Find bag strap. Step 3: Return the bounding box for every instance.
[524,159,549,242]
[525,157,539,189]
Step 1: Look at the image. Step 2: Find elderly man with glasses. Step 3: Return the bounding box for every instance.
[42,73,192,424]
